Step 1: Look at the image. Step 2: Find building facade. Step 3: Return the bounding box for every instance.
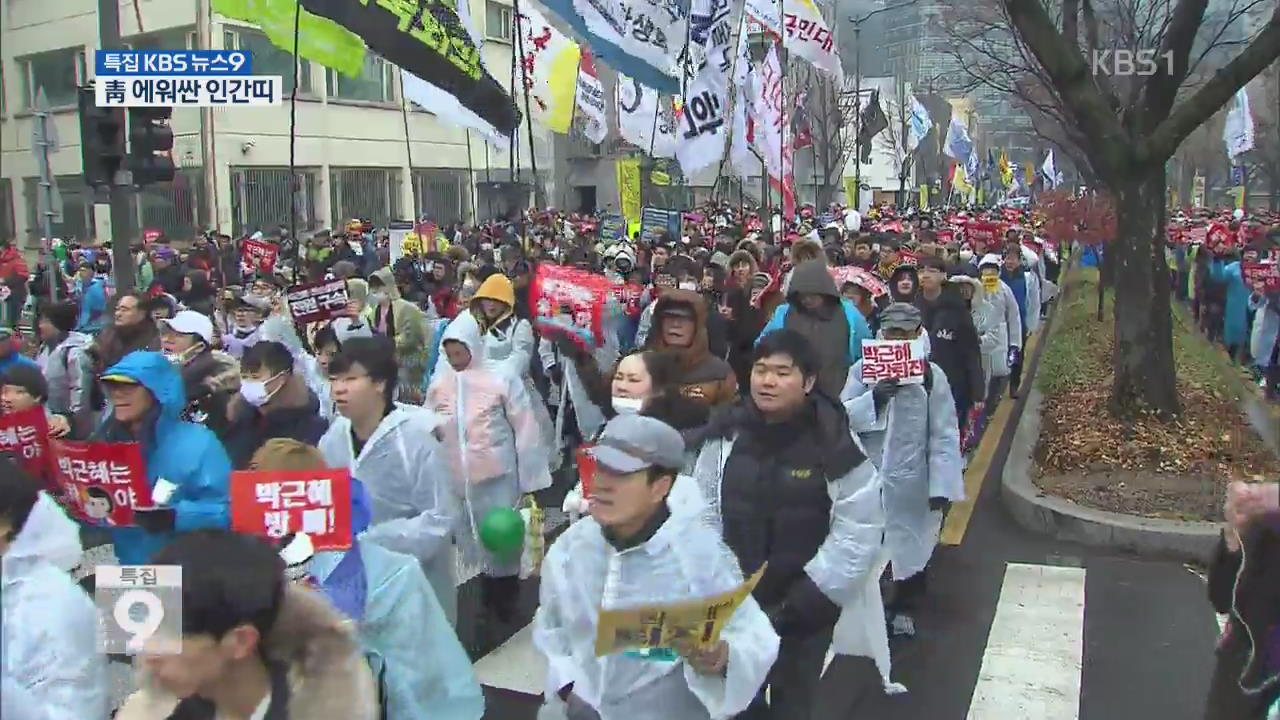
[0,0,552,248]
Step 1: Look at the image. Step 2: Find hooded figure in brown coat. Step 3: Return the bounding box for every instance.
[644,288,738,407]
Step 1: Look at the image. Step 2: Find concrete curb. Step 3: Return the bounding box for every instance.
[1000,388,1221,563]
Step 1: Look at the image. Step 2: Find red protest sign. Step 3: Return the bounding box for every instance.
[531,264,609,349]
[142,228,162,245]
[965,222,1002,246]
[610,281,645,318]
[576,444,598,499]
[861,339,928,384]
[230,469,353,550]
[50,440,151,527]
[241,238,280,274]
[1244,263,1280,294]
[414,221,440,254]
[0,407,51,482]
[830,266,889,298]
[286,279,350,324]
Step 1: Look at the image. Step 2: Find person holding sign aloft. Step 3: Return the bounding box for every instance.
[841,303,964,640]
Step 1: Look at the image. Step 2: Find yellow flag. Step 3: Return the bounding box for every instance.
[617,159,642,225]
[516,4,582,134]
[999,151,1013,188]
[844,177,858,205]
[919,184,929,209]
[953,164,972,194]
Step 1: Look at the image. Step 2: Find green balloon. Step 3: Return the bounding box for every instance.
[479,507,525,556]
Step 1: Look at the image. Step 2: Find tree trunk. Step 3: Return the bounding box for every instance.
[1109,166,1181,418]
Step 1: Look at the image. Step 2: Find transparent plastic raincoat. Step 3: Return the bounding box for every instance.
[318,404,459,623]
[841,359,964,581]
[533,509,779,720]
[309,541,484,720]
[428,320,551,576]
[1,493,107,720]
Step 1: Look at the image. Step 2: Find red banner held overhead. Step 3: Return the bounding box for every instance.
[286,279,350,324]
[50,440,152,527]
[530,264,609,350]
[230,469,353,550]
[241,238,280,275]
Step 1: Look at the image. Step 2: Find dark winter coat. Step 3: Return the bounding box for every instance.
[221,374,329,469]
[1205,525,1280,719]
[916,287,986,413]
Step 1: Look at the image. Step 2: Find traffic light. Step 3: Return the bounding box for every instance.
[128,106,175,187]
[77,85,126,188]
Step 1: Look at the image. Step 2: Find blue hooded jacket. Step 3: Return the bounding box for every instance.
[93,351,231,564]
[76,277,108,333]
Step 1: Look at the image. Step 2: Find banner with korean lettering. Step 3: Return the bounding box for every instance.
[0,408,51,483]
[286,279,351,324]
[298,0,520,135]
[754,45,797,218]
[241,238,279,275]
[51,440,152,527]
[576,49,609,144]
[830,266,888,299]
[574,0,687,90]
[1244,262,1280,294]
[617,158,643,226]
[231,469,353,550]
[965,221,1002,247]
[531,264,610,350]
[676,0,736,174]
[861,339,928,385]
[617,75,678,158]
[745,0,839,76]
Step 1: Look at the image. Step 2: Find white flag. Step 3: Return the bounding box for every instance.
[675,0,737,173]
[401,71,508,148]
[745,0,840,77]
[617,75,678,158]
[1224,87,1255,160]
[906,95,933,153]
[754,45,796,214]
[1041,149,1058,189]
[575,48,608,144]
[943,115,972,161]
[575,0,686,83]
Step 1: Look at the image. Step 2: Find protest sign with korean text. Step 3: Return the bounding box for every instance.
[531,264,609,349]
[230,469,353,550]
[829,266,888,298]
[861,339,928,385]
[51,440,152,527]
[0,407,51,482]
[286,279,350,324]
[1244,262,1280,294]
[241,238,279,275]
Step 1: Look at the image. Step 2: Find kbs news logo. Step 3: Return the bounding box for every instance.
[1090,50,1174,77]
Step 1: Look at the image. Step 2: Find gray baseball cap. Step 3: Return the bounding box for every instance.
[591,415,686,474]
[880,302,923,332]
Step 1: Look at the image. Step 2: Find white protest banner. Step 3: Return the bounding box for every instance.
[676,0,737,173]
[860,339,928,385]
[576,48,609,144]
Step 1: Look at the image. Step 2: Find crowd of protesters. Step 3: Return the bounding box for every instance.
[0,198,1072,720]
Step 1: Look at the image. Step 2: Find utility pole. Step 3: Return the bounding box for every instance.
[97,0,137,290]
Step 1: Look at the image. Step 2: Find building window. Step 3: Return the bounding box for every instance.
[230,167,321,237]
[126,28,193,52]
[0,180,13,242]
[412,168,471,224]
[18,47,86,109]
[486,1,514,42]
[135,168,207,240]
[330,167,403,227]
[327,54,395,103]
[225,27,313,96]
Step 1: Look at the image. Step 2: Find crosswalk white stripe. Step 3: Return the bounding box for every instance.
[966,562,1086,720]
[474,623,547,696]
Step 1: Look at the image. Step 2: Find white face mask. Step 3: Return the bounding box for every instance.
[163,344,202,367]
[239,372,285,407]
[678,280,698,291]
[612,396,645,415]
[367,292,388,306]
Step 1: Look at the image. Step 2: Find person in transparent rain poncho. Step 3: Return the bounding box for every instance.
[0,459,107,720]
[840,302,964,639]
[427,319,551,625]
[318,337,460,624]
[533,415,779,720]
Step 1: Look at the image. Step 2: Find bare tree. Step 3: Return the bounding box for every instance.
[936,0,1280,418]
[800,67,861,206]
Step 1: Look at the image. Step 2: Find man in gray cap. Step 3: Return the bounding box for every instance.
[533,414,780,720]
[842,301,964,639]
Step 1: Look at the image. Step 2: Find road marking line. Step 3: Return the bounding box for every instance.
[967,562,1085,720]
[474,623,546,696]
[942,330,1043,545]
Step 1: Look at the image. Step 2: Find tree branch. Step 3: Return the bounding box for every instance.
[1002,0,1129,177]
[1141,0,1206,124]
[1147,4,1280,162]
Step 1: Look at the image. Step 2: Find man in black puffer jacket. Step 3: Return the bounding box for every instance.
[686,329,883,720]
[915,255,985,430]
